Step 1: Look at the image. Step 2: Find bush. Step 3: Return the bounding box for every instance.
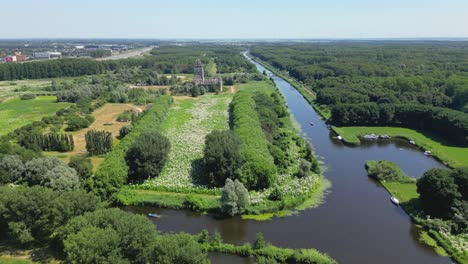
[126,131,171,182]
[183,195,207,211]
[19,94,36,100]
[119,125,133,139]
[68,156,93,180]
[66,115,92,131]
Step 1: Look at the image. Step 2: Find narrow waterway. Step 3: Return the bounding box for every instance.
[125,55,451,264]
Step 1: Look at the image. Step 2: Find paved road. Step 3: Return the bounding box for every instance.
[96,46,154,61]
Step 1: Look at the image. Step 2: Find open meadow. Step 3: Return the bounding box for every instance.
[334,126,468,168]
[0,96,71,136]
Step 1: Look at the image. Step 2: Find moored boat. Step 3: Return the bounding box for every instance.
[390,196,400,205]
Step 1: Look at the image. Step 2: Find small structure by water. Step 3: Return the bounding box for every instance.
[390,197,400,205]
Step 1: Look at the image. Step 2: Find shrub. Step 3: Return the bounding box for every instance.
[221,179,250,216]
[183,195,207,211]
[68,156,93,180]
[119,125,133,139]
[19,94,36,100]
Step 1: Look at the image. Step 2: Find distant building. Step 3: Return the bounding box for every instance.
[5,56,17,63]
[14,52,27,62]
[192,59,223,91]
[33,52,62,59]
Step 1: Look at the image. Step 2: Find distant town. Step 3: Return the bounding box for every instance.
[0,42,133,63]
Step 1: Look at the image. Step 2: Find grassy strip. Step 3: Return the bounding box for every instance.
[365,160,468,263]
[242,176,330,221]
[90,95,173,198]
[334,126,468,168]
[249,55,331,120]
[204,242,336,264]
[115,188,220,211]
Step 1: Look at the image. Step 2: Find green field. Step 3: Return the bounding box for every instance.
[334,126,468,168]
[0,96,71,136]
[140,93,233,190]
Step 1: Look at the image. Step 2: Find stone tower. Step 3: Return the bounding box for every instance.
[193,58,205,84]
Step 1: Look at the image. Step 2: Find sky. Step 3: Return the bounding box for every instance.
[1,0,467,39]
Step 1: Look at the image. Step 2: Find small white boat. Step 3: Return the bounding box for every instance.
[148,213,160,218]
[424,151,432,156]
[409,140,416,145]
[337,135,343,140]
[390,196,400,205]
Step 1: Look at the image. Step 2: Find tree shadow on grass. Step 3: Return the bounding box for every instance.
[190,157,209,186]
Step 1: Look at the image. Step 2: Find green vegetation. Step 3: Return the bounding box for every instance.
[199,230,336,264]
[333,126,468,167]
[85,130,113,156]
[231,85,277,189]
[251,43,468,147]
[126,131,171,182]
[203,130,244,187]
[141,94,232,190]
[90,95,173,198]
[0,96,70,136]
[365,160,468,263]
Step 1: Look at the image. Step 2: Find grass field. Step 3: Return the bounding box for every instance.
[334,126,468,168]
[0,96,71,136]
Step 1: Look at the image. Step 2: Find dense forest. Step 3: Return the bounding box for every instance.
[251,42,468,144]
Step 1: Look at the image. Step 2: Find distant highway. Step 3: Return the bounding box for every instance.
[96,46,154,61]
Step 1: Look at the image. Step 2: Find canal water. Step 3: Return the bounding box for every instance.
[125,55,451,264]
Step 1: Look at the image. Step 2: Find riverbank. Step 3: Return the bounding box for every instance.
[333,126,468,168]
[247,54,331,120]
[365,160,468,263]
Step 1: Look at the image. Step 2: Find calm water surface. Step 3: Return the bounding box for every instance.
[125,56,451,264]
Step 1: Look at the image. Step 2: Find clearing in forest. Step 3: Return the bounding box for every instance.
[142,93,233,189]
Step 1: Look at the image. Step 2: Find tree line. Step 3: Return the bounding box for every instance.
[330,103,468,146]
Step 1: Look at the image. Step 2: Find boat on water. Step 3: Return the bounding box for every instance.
[310,122,314,126]
[337,135,343,140]
[148,213,160,218]
[424,150,432,156]
[390,196,400,205]
[409,140,416,145]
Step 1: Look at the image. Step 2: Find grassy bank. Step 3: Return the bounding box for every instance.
[334,126,468,168]
[365,160,468,263]
[249,55,331,120]
[0,96,71,136]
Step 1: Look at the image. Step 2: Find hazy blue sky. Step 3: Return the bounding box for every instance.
[2,0,467,38]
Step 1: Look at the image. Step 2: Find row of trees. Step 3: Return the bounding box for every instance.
[85,130,113,156]
[330,103,468,145]
[19,132,74,152]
